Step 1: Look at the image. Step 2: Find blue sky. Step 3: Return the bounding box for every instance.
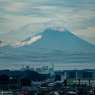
[0,0,95,46]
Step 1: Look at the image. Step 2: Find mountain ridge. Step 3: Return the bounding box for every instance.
[21,28,95,52]
[2,28,95,53]
[0,28,95,64]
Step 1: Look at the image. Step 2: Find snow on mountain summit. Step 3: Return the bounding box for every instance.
[49,27,66,32]
[4,27,95,52]
[0,28,95,64]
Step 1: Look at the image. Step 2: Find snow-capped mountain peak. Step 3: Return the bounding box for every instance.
[49,27,66,32]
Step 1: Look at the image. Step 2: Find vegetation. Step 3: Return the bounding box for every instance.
[0,74,9,84]
[26,70,46,81]
[55,74,61,81]
[0,70,47,90]
[0,70,47,82]
[21,78,31,86]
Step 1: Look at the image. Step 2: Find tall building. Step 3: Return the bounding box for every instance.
[83,72,93,78]
[69,72,76,78]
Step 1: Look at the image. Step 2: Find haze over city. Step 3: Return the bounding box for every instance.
[0,0,95,70]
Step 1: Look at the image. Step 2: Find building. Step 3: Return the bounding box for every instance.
[36,68,43,72]
[67,79,95,87]
[21,65,35,71]
[69,72,76,78]
[21,64,54,74]
[55,69,95,81]
[83,72,93,78]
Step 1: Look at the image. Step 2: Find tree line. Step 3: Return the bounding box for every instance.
[0,70,47,90]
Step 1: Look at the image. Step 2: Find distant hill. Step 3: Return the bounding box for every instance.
[0,28,95,64]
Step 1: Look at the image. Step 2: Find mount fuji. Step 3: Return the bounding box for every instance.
[18,28,95,52]
[0,28,95,64]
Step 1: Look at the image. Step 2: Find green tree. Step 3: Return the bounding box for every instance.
[55,74,61,81]
[64,79,67,85]
[21,78,31,86]
[26,70,46,81]
[41,83,48,87]
[0,74,9,84]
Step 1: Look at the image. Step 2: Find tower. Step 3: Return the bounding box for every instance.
[52,63,54,70]
[22,65,24,68]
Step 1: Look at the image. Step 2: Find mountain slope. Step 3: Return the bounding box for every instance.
[0,28,95,64]
[20,28,95,52]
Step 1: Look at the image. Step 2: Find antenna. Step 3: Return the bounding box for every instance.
[52,63,54,70]
[22,65,24,68]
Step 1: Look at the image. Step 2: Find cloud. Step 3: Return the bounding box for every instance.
[0,17,12,23]
[0,14,51,34]
[77,10,95,18]
[0,1,29,13]
[12,35,41,47]
[72,27,95,37]
[0,0,95,45]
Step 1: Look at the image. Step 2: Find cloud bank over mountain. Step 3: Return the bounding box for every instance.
[12,35,41,47]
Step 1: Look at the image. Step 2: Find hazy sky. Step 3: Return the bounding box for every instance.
[0,0,95,46]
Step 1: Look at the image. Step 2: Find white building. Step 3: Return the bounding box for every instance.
[73,79,95,87]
